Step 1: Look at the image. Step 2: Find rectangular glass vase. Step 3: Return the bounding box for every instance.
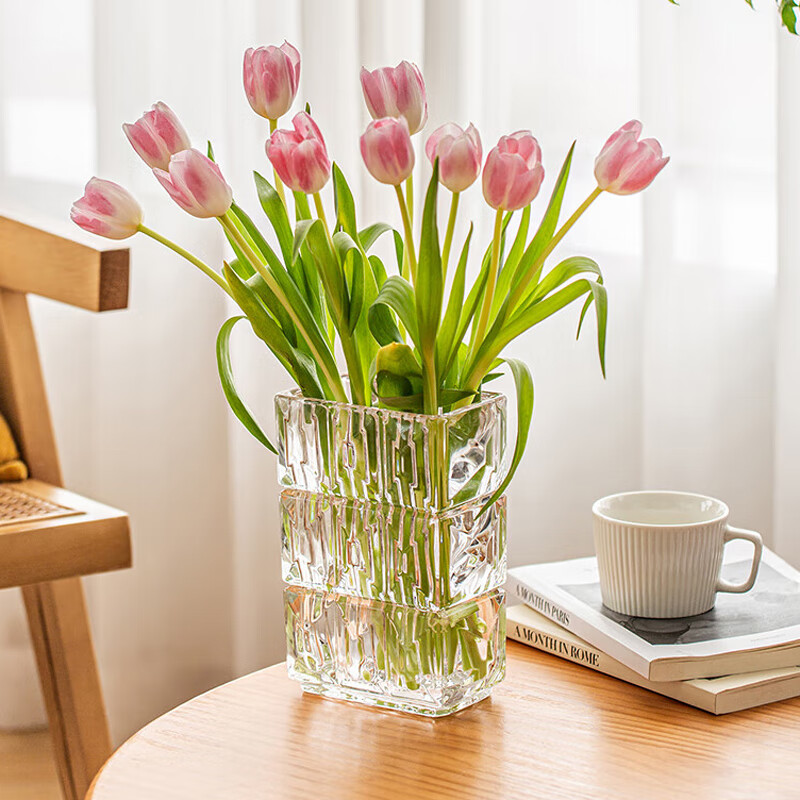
[284,585,506,717]
[277,390,508,716]
[276,389,507,510]
[281,488,506,610]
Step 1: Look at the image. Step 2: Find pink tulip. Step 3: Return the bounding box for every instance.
[594,120,669,195]
[360,117,415,186]
[122,102,191,171]
[425,123,482,193]
[482,131,545,211]
[153,149,233,218]
[243,41,301,120]
[70,178,142,239]
[266,112,331,194]
[360,61,428,135]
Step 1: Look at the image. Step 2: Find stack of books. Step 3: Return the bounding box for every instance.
[507,540,800,714]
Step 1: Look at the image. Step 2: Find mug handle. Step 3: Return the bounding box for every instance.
[715,525,763,594]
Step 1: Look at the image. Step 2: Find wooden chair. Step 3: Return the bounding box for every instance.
[0,215,132,800]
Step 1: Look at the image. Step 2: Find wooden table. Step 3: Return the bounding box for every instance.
[88,642,800,800]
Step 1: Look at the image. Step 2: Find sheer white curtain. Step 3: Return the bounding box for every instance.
[0,0,796,740]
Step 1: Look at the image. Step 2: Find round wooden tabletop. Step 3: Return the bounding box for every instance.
[89,642,800,800]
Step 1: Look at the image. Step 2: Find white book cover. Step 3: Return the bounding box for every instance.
[507,541,800,682]
[507,604,800,715]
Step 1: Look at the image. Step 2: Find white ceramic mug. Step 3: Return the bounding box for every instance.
[592,491,763,618]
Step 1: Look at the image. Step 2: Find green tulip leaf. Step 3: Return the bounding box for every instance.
[216,316,277,454]
[254,171,293,266]
[332,163,357,235]
[479,357,534,516]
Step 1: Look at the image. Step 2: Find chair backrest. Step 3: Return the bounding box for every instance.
[0,215,129,482]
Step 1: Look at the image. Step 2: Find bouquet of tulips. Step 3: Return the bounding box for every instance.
[71,41,668,507]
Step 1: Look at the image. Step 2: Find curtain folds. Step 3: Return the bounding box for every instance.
[0,0,796,739]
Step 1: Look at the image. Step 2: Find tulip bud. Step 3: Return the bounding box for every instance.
[243,41,301,120]
[360,61,428,135]
[594,120,669,195]
[70,178,143,239]
[122,102,191,171]
[153,149,233,218]
[266,112,331,194]
[425,123,482,193]
[482,131,545,211]
[360,117,415,186]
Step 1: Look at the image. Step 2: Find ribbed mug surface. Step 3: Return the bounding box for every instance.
[593,518,725,617]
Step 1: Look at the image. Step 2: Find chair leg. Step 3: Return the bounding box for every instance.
[22,577,112,800]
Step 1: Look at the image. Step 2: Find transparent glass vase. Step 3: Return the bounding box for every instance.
[276,389,508,716]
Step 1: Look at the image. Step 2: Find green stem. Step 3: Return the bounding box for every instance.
[269,118,287,206]
[340,335,367,406]
[218,213,348,403]
[405,174,414,228]
[422,350,438,415]
[394,184,417,283]
[312,192,328,229]
[441,192,460,278]
[507,186,602,314]
[471,208,504,351]
[312,191,335,251]
[137,224,231,297]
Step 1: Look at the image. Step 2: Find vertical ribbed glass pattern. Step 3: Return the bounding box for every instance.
[277,390,508,715]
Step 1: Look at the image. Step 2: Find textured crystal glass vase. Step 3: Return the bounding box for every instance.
[276,389,508,716]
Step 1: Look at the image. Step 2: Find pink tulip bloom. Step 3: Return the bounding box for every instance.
[482,131,545,211]
[70,178,142,239]
[594,120,669,195]
[122,102,191,171]
[266,112,331,194]
[360,61,428,135]
[243,41,301,120]
[425,123,482,193]
[153,149,233,218]
[360,117,415,186]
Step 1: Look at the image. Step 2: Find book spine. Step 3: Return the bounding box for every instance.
[507,616,714,713]
[507,618,610,673]
[506,573,652,679]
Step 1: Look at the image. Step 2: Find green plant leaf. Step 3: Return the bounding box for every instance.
[416,162,443,354]
[437,224,473,371]
[376,387,473,412]
[463,213,513,350]
[223,263,325,397]
[576,279,608,378]
[303,219,348,323]
[479,358,534,515]
[333,231,367,334]
[254,171,293,265]
[332,163,357,235]
[370,275,420,348]
[527,256,601,305]
[393,229,405,273]
[358,222,394,252]
[509,142,575,307]
[365,255,402,345]
[491,206,531,320]
[781,0,799,32]
[467,279,596,389]
[216,316,277,454]
[228,256,255,281]
[503,280,593,349]
[293,191,312,221]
